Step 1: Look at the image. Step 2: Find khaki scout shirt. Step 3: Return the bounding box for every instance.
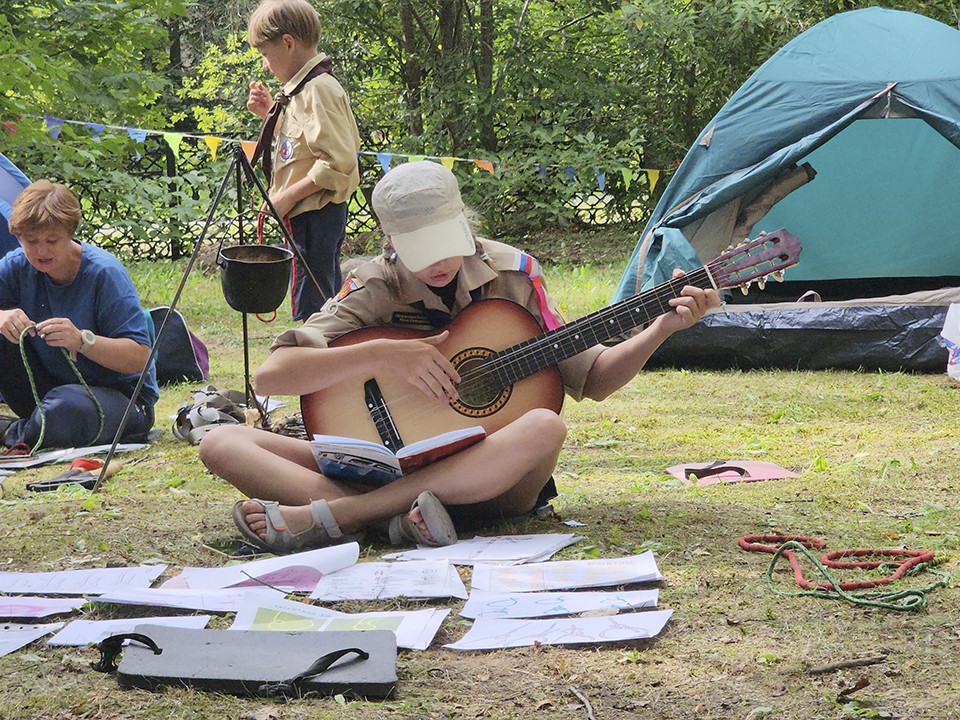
[272,54,362,217]
[273,238,604,400]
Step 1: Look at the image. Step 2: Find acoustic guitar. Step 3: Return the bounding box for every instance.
[301,229,801,449]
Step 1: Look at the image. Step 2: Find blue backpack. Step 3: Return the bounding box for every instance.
[147,307,210,385]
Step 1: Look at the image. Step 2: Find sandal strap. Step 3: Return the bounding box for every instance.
[309,499,344,540]
[262,502,293,547]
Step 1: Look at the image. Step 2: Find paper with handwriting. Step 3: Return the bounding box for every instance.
[229,594,449,651]
[48,615,211,646]
[0,565,165,596]
[460,588,659,619]
[471,552,663,592]
[310,560,467,601]
[0,597,87,619]
[95,587,285,613]
[383,534,578,566]
[160,543,358,592]
[445,610,673,651]
[0,622,65,658]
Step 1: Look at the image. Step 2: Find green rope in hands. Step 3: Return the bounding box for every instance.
[766,540,951,612]
[19,324,105,452]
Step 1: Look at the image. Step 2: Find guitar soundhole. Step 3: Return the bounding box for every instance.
[450,347,511,418]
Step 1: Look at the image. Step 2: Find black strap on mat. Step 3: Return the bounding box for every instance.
[92,633,163,673]
[259,647,370,697]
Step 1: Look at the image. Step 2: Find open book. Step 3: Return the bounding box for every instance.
[310,425,486,486]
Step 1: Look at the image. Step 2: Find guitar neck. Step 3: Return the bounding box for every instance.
[487,266,713,386]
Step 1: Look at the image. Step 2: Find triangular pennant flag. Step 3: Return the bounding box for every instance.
[203,135,223,160]
[240,140,257,162]
[594,167,606,191]
[621,168,635,192]
[537,163,548,186]
[84,123,105,142]
[564,166,575,184]
[376,152,393,174]
[4,121,18,137]
[440,156,455,170]
[126,128,149,160]
[44,116,65,140]
[646,169,660,192]
[474,159,494,175]
[162,132,185,161]
[407,154,425,163]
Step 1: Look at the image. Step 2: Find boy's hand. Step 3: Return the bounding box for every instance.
[247,81,273,119]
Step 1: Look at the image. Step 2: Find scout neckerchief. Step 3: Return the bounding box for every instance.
[251,56,334,184]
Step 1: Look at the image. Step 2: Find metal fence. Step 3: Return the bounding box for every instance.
[72,137,651,261]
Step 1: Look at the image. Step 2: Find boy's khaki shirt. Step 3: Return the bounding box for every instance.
[272,53,361,216]
[273,238,603,401]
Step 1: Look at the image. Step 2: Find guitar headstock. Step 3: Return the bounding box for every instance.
[708,228,801,292]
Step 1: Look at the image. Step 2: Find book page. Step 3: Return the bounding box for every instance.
[396,425,485,458]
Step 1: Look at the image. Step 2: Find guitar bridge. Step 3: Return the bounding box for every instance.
[364,379,404,451]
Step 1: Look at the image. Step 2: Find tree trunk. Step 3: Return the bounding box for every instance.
[476,0,497,152]
[400,0,425,140]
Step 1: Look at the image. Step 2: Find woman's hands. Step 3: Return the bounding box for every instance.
[0,308,36,343]
[33,317,84,355]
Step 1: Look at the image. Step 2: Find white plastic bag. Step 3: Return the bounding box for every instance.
[941,304,960,382]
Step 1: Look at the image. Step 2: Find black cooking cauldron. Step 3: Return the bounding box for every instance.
[218,244,294,314]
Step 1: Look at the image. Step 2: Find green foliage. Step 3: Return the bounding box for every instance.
[176,33,261,136]
[6,1,960,246]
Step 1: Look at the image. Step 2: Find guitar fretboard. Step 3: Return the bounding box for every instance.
[481,266,712,387]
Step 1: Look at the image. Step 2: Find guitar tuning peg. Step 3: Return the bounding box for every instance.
[757,277,766,290]
[772,271,784,282]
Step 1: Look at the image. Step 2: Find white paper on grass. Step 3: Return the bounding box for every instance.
[470,551,663,592]
[383,533,579,566]
[445,609,674,651]
[460,588,659,620]
[48,615,212,646]
[229,594,449,651]
[160,542,359,592]
[310,560,467,601]
[0,565,165,596]
[0,596,87,619]
[95,587,285,613]
[0,622,65,658]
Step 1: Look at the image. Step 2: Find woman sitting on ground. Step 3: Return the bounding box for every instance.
[199,161,717,552]
[0,180,158,452]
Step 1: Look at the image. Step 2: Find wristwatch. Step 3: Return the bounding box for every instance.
[79,329,96,354]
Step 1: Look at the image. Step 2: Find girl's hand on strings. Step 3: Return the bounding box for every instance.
[381,332,460,404]
[0,308,36,343]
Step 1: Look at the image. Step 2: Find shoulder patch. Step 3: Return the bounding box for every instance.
[334,277,364,302]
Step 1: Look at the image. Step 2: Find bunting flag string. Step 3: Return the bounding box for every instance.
[8,112,667,192]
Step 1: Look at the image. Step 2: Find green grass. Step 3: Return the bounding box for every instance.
[1,242,958,720]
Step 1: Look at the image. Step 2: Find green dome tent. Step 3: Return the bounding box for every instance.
[614,8,960,371]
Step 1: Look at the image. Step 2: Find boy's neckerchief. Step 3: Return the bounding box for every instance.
[252,56,334,184]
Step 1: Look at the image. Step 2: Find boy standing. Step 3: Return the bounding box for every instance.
[247,0,362,320]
